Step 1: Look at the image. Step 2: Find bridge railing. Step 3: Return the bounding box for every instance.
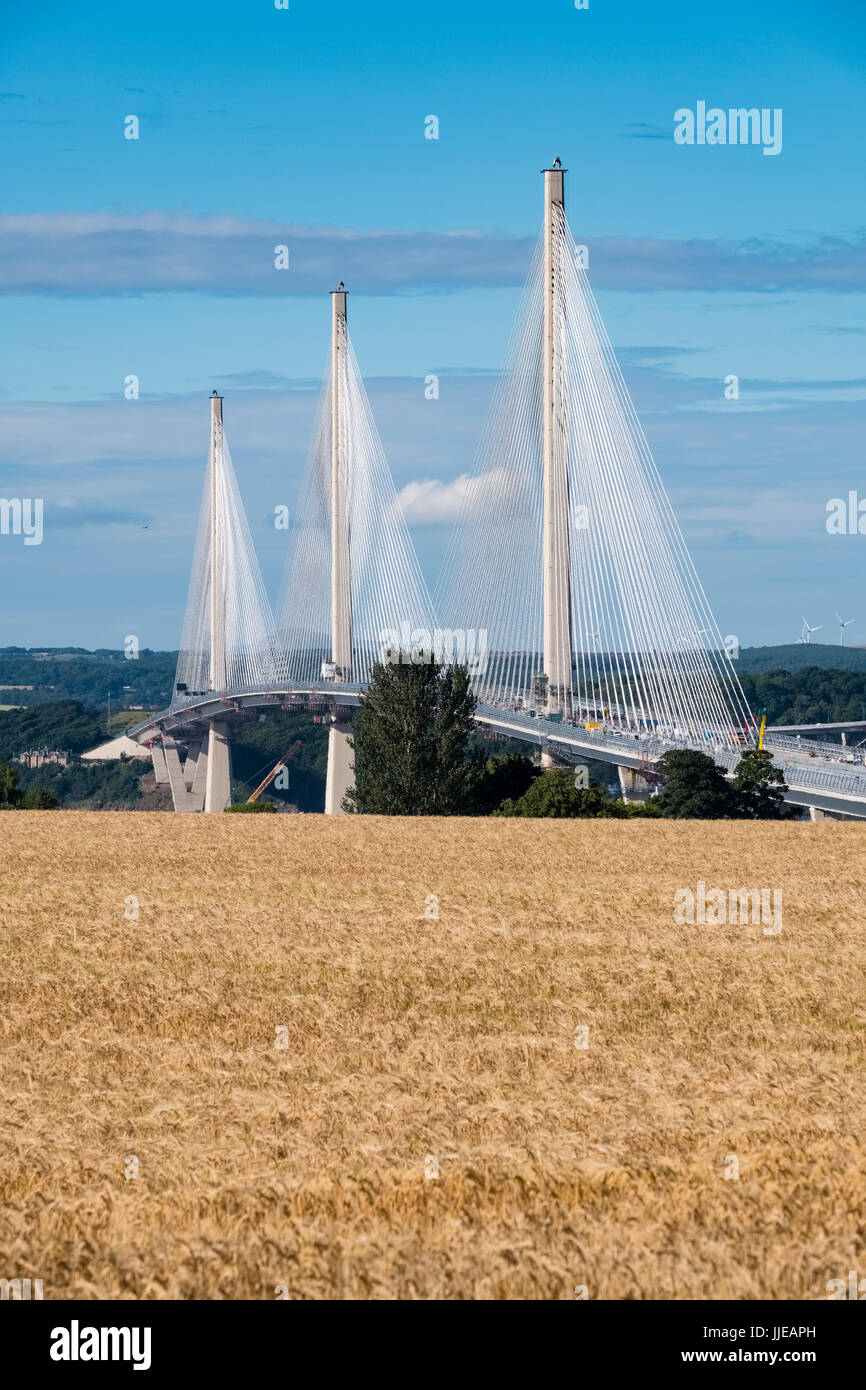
[475,704,866,799]
[476,704,744,765]
[776,762,866,796]
[765,732,863,761]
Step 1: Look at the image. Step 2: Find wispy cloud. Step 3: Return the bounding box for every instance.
[619,122,668,140]
[49,499,153,529]
[0,118,75,127]
[1,212,864,295]
[808,324,866,336]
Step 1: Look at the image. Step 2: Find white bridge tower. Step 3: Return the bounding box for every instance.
[325,284,356,815]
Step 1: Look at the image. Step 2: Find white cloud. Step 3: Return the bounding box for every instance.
[397,475,475,525]
[397,466,533,526]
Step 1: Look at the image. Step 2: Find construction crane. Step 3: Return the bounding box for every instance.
[247,741,304,804]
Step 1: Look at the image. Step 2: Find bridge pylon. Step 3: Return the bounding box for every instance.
[278,285,438,814]
[542,161,572,723]
[541,162,572,765]
[326,285,354,815]
[168,391,278,812]
[204,393,231,813]
[436,160,754,755]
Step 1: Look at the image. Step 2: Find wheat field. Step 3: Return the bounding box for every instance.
[1,812,864,1300]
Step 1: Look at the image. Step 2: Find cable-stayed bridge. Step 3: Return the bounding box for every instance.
[130,164,866,820]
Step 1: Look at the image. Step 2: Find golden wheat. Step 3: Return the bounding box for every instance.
[1,812,865,1300]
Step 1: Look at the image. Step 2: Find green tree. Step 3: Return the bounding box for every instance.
[471,751,539,814]
[345,659,477,815]
[731,748,789,819]
[655,750,737,819]
[224,799,276,813]
[494,768,627,818]
[0,761,22,808]
[22,786,59,809]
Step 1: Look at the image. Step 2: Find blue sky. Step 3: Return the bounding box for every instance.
[1,0,864,648]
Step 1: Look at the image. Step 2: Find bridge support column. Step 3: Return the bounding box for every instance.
[150,743,169,785]
[163,738,202,813]
[204,719,232,813]
[541,744,569,769]
[181,741,202,790]
[191,741,209,803]
[325,719,354,815]
[618,765,654,803]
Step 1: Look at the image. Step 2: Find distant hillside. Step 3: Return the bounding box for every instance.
[0,648,176,709]
[0,701,167,809]
[736,644,866,675]
[13,757,171,811]
[0,701,105,761]
[4,643,865,703]
[736,667,866,729]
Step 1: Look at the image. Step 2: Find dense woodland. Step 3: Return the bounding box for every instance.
[0,701,107,761]
[737,668,866,728]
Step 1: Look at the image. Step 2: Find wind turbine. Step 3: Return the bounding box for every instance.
[834,611,855,646]
[801,617,822,644]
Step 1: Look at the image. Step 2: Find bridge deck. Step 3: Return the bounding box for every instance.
[129,685,866,819]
